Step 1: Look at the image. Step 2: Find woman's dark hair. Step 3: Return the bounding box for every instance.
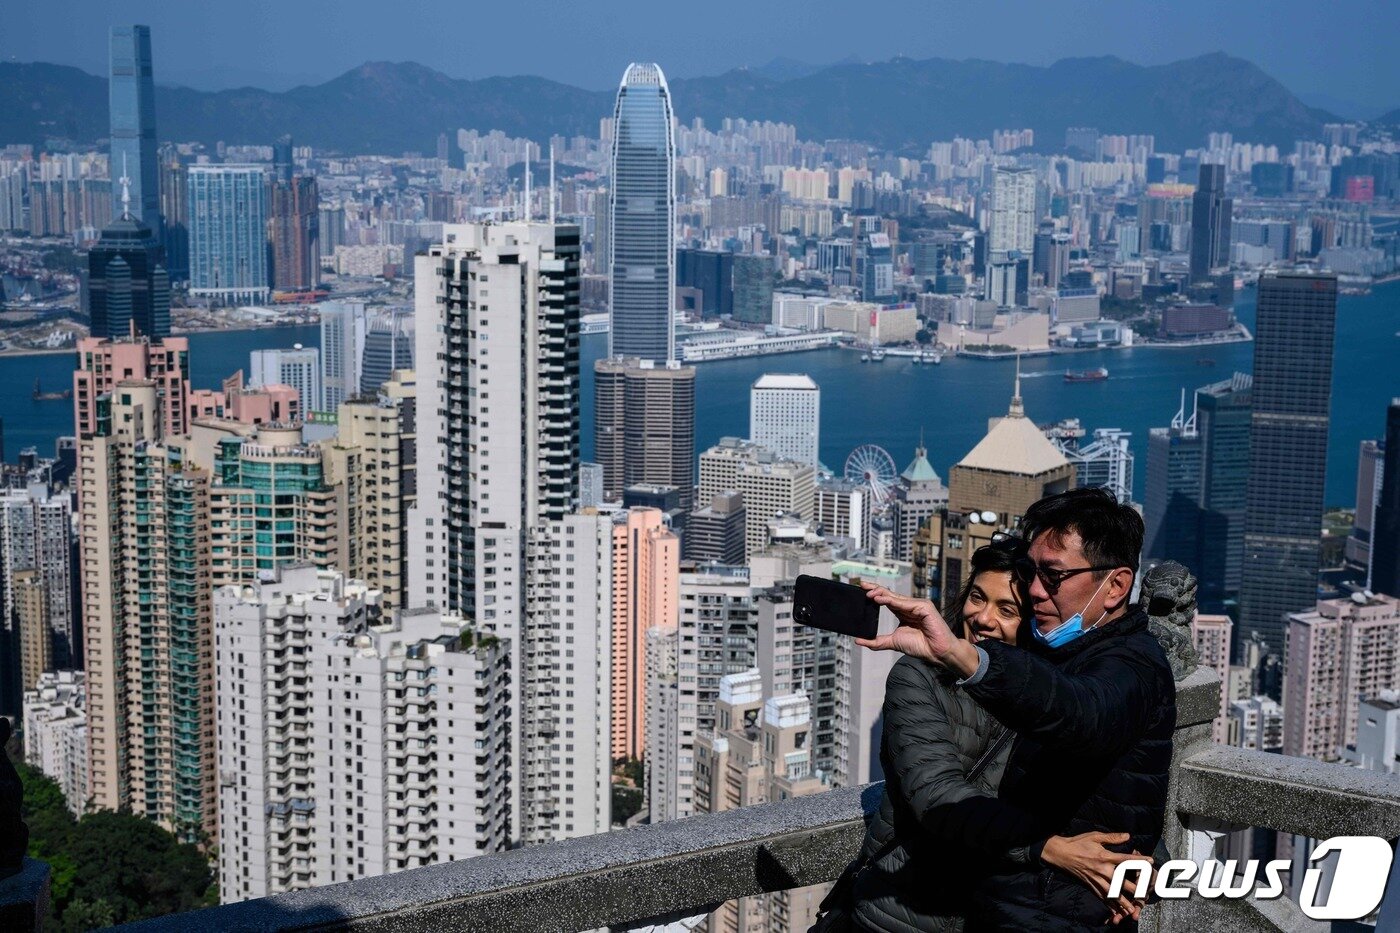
[943,534,1032,639]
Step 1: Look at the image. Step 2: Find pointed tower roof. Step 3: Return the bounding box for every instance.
[901,430,943,484]
[957,360,1069,476]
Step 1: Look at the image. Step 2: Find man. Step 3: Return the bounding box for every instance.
[859,488,1176,930]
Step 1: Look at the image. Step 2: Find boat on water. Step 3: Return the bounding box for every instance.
[32,377,72,401]
[1064,367,1109,383]
[869,349,887,362]
[915,349,942,365]
[860,353,871,362]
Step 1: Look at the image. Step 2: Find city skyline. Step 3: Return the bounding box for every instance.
[4,0,1398,116]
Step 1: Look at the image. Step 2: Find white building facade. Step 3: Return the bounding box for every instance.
[750,374,821,467]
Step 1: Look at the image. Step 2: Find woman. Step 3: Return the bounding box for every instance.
[815,536,1141,932]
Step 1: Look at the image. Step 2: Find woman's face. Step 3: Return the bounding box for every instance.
[961,570,1024,646]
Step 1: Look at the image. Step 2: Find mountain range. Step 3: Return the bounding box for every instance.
[0,52,1364,156]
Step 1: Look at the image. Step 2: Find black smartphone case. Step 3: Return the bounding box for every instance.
[793,574,880,640]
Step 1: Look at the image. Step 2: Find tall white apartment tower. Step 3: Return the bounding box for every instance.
[989,167,1037,256]
[410,221,592,845]
[249,346,321,411]
[750,373,821,467]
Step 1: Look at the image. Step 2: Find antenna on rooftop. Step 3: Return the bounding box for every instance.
[119,153,132,218]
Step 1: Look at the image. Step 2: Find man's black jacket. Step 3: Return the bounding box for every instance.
[961,605,1176,931]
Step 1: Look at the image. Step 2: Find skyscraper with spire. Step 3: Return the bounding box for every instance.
[86,165,170,339]
[109,25,161,235]
[607,63,675,363]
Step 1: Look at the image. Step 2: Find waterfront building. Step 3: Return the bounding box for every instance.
[109,25,161,231]
[693,672,829,932]
[608,63,676,363]
[698,438,816,560]
[318,300,367,411]
[22,670,88,816]
[594,358,696,508]
[1371,401,1400,595]
[1189,164,1232,281]
[1239,272,1337,670]
[188,165,269,304]
[249,346,320,411]
[214,566,513,902]
[750,374,820,467]
[86,180,170,340]
[1284,593,1400,762]
[732,254,775,324]
[410,222,606,846]
[675,248,733,318]
[610,508,679,762]
[268,175,319,291]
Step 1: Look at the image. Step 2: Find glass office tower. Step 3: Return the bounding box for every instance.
[608,63,675,363]
[188,165,270,304]
[1239,271,1337,676]
[109,25,162,233]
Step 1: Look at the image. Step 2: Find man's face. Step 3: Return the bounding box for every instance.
[1026,528,1109,633]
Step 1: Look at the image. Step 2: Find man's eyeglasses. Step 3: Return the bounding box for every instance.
[1013,559,1119,595]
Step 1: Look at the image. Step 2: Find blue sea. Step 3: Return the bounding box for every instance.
[4,281,1396,506]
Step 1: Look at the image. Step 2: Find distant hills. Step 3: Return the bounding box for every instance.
[0,52,1351,155]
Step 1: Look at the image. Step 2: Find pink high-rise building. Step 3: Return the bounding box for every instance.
[610,508,678,762]
[73,335,191,438]
[187,370,300,425]
[1284,593,1400,761]
[1191,613,1232,744]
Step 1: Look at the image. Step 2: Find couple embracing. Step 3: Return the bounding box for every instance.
[815,488,1177,932]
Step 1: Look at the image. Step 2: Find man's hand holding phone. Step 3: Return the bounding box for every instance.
[856,583,981,677]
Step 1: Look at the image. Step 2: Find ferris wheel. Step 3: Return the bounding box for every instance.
[844,444,899,506]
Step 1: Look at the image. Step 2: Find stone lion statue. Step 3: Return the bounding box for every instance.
[1141,560,1200,681]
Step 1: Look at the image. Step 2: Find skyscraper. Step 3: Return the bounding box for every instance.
[188,165,269,305]
[593,358,696,508]
[268,174,319,291]
[410,222,596,846]
[608,63,676,363]
[1239,272,1337,670]
[158,149,189,281]
[1370,401,1400,595]
[1196,373,1253,611]
[750,374,820,466]
[989,167,1036,256]
[109,26,161,232]
[1144,396,1203,566]
[85,179,171,340]
[1190,164,1232,281]
[358,309,414,396]
[1347,438,1385,583]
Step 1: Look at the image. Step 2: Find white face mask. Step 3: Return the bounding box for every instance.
[1033,573,1111,649]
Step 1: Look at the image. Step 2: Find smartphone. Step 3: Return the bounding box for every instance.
[793,574,880,640]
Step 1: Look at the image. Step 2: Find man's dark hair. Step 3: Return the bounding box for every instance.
[1020,487,1143,574]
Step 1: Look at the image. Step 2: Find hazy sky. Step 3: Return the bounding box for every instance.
[5,0,1396,116]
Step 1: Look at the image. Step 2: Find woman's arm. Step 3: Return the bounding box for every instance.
[1040,832,1146,924]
